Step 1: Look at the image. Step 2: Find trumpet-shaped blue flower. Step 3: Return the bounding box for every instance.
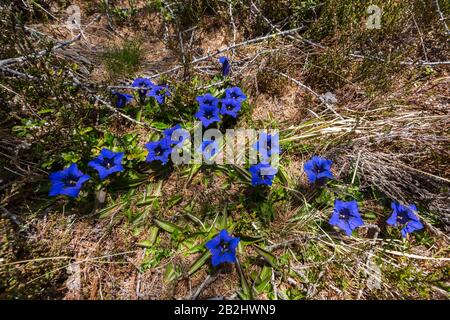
[132,77,154,100]
[205,229,240,267]
[88,148,124,181]
[112,92,133,108]
[148,85,171,104]
[195,103,221,127]
[218,56,230,76]
[253,133,280,160]
[145,138,173,165]
[49,163,90,198]
[225,87,246,102]
[249,163,277,186]
[329,200,364,236]
[387,202,424,238]
[196,93,219,108]
[199,140,219,160]
[303,156,333,183]
[220,98,241,118]
[163,124,190,147]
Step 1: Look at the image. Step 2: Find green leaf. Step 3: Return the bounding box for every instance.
[104,132,115,145]
[122,133,137,144]
[136,108,143,122]
[163,263,180,283]
[154,218,183,234]
[149,226,159,244]
[230,164,252,182]
[277,166,290,186]
[188,250,211,276]
[150,122,170,130]
[237,291,250,300]
[315,188,333,205]
[167,194,183,209]
[79,126,93,134]
[364,212,377,220]
[110,177,147,190]
[254,266,272,294]
[97,202,123,218]
[239,234,263,245]
[37,108,55,114]
[216,205,228,230]
[137,240,153,248]
[185,163,202,185]
[136,197,158,207]
[254,245,278,268]
[184,212,205,229]
[236,259,252,300]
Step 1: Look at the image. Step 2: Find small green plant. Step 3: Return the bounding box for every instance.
[101,39,144,79]
[101,0,139,25]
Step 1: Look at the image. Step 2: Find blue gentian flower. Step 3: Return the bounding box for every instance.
[225,87,246,102]
[205,229,240,267]
[253,133,280,160]
[196,93,219,108]
[387,202,424,238]
[220,98,241,118]
[199,140,219,160]
[303,156,334,183]
[148,85,171,104]
[132,77,154,100]
[248,163,277,186]
[329,200,364,236]
[87,148,124,181]
[195,102,221,127]
[112,92,133,108]
[218,56,230,76]
[163,124,189,147]
[48,163,90,198]
[145,138,172,164]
